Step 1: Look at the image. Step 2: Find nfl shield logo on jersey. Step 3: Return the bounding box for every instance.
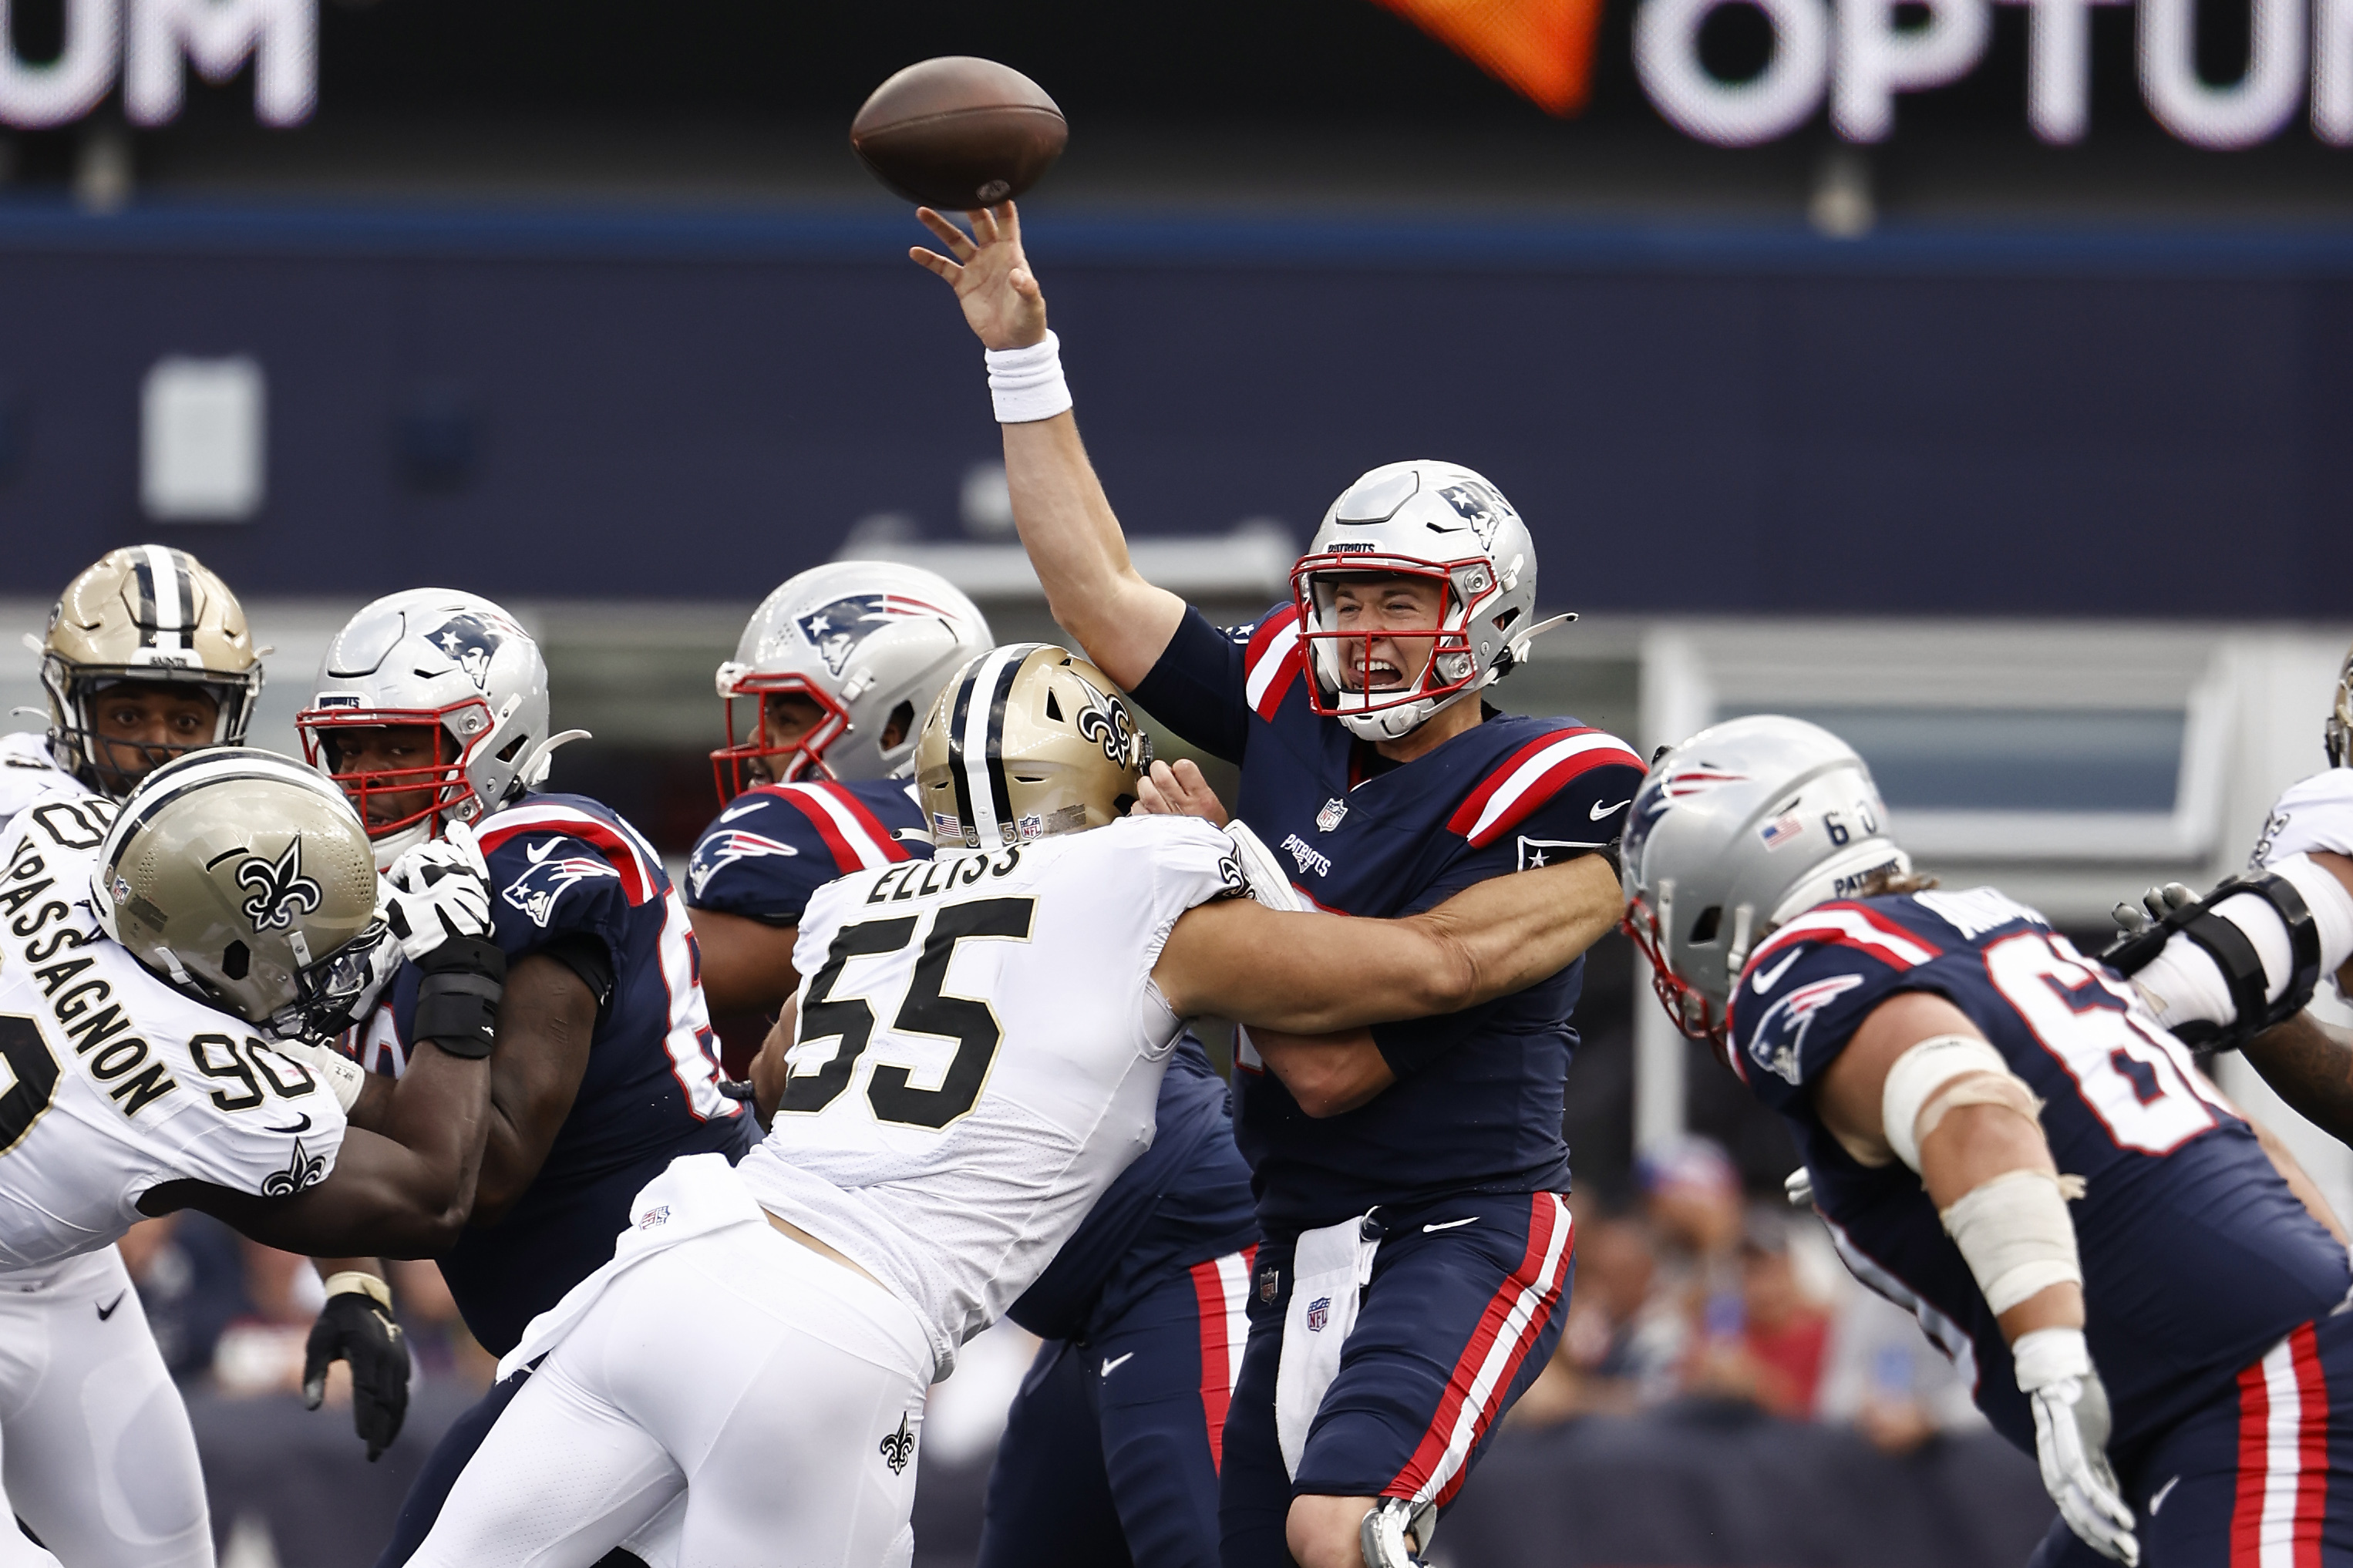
[1316,797,1347,833]
[1307,1296,1331,1332]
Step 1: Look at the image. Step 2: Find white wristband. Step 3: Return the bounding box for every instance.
[2011,1325,2091,1392]
[985,331,1072,424]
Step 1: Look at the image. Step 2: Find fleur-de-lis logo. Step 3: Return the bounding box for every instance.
[1072,679,1150,770]
[237,840,324,933]
[878,1414,916,1476]
[258,1138,328,1196]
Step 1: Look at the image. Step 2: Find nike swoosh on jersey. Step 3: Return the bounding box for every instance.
[525,838,561,863]
[1100,1352,1136,1378]
[264,1114,313,1135]
[719,798,769,823]
[1422,1216,1479,1233]
[96,1292,125,1321]
[1591,799,1631,821]
[2148,1475,2181,1515]
[1749,947,1807,994]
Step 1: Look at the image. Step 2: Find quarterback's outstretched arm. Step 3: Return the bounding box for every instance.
[1153,852,1621,1034]
[912,203,1184,690]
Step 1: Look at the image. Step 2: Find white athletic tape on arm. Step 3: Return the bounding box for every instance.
[2010,1324,2092,1391]
[985,331,1072,424]
[269,1039,368,1113]
[2276,852,2353,975]
[1941,1169,2084,1317]
[1883,1034,2016,1171]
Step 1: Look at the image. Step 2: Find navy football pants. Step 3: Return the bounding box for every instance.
[978,1245,1258,1568]
[2031,1311,2353,1568]
[1218,1193,1572,1568]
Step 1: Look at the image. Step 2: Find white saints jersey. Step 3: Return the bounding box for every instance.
[2252,769,2353,872]
[0,732,78,824]
[0,787,346,1269]
[738,813,1247,1373]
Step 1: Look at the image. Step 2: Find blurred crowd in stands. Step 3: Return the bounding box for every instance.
[1510,1135,1984,1449]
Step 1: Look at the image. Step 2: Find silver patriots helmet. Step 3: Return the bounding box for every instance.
[1291,460,1563,743]
[295,590,580,871]
[712,560,993,800]
[1621,715,1907,1057]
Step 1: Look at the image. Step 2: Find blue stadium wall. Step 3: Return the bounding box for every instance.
[0,204,2345,617]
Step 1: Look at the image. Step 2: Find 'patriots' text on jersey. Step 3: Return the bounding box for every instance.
[1130,604,1645,1233]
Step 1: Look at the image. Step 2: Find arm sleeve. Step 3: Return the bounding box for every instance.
[486,832,632,981]
[683,792,840,924]
[1726,934,1910,1113]
[1127,604,1284,765]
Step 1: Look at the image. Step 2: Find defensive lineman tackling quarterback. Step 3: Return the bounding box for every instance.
[406,643,1620,1568]
[914,201,1641,1568]
[1624,715,2353,1567]
[684,563,1266,1568]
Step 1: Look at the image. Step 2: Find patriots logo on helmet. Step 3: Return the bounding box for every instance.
[687,829,799,899]
[796,594,953,678]
[237,840,324,933]
[502,840,621,928]
[429,612,510,691]
[1434,482,1513,546]
[1746,972,1867,1085]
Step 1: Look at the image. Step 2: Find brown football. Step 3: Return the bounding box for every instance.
[850,57,1068,211]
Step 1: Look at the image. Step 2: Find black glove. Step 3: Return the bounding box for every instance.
[302,1274,409,1462]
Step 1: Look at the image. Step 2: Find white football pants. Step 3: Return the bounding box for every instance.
[411,1223,931,1568]
[0,1248,212,1568]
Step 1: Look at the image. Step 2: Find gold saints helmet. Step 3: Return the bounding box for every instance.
[915,644,1152,850]
[37,545,264,797]
[2330,639,2353,769]
[92,749,390,1039]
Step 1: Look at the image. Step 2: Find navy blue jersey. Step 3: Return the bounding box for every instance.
[684,779,921,917]
[684,778,1258,1341]
[1726,887,2353,1462]
[343,792,753,1355]
[1131,604,1644,1235]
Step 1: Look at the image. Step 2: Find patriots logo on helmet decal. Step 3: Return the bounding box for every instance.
[503,840,621,928]
[429,612,510,691]
[687,829,800,899]
[1434,482,1514,546]
[796,594,954,678]
[1746,972,1866,1085]
[237,840,324,933]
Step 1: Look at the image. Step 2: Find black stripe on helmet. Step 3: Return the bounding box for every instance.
[981,646,1035,831]
[170,550,196,637]
[130,556,159,641]
[945,660,982,841]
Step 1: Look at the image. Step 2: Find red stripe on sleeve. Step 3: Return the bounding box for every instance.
[1245,605,1304,722]
[817,783,914,866]
[762,786,870,874]
[476,813,655,905]
[1191,1257,1235,1472]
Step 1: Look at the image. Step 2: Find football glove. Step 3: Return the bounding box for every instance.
[1360,1496,1438,1568]
[382,821,493,963]
[302,1272,409,1462]
[2109,883,2195,938]
[2015,1328,2138,1566]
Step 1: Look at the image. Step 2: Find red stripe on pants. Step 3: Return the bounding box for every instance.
[2292,1324,2330,1568]
[2233,1354,2273,1568]
[1190,1244,1257,1473]
[1386,1195,1571,1509]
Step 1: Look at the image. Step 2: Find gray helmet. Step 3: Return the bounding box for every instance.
[2328,639,2351,769]
[1621,715,1907,1052]
[712,560,993,799]
[93,749,392,1040]
[1291,460,1566,742]
[296,589,580,871]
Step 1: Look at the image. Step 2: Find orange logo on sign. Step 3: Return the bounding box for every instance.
[1368,0,1607,115]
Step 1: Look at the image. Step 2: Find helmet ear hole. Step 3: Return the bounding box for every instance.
[1113,793,1137,816]
[1689,905,1723,946]
[497,733,528,764]
[1045,690,1064,724]
[220,940,250,981]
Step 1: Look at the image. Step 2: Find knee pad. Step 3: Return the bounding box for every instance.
[1361,1496,1436,1568]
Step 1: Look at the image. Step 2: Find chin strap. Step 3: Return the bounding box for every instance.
[1361,1497,1438,1568]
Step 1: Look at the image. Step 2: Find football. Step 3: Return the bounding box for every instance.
[850,57,1068,211]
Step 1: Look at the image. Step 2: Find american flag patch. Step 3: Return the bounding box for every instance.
[1759,813,1804,850]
